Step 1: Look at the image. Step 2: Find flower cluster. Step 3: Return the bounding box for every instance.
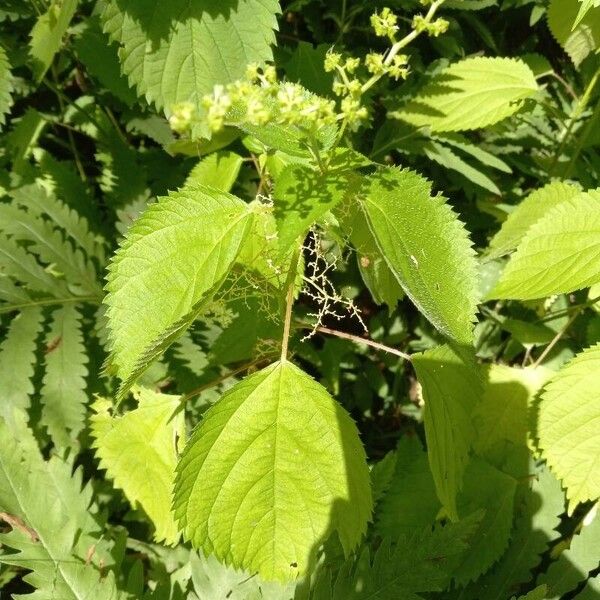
[170,6,448,138]
[198,65,336,134]
[412,15,449,37]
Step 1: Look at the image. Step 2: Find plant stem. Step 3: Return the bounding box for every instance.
[179,358,271,403]
[532,308,581,368]
[297,324,412,361]
[0,295,101,315]
[550,66,600,177]
[280,247,302,362]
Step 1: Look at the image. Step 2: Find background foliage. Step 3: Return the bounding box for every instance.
[1,0,600,598]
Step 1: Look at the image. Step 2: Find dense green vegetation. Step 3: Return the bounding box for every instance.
[1,0,600,598]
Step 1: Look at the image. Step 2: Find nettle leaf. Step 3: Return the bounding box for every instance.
[489,190,600,300]
[391,57,538,132]
[458,467,564,600]
[454,459,517,585]
[538,343,600,511]
[412,345,482,520]
[538,504,600,599]
[375,437,440,539]
[0,45,13,128]
[347,204,404,309]
[487,182,581,261]
[361,167,479,345]
[102,0,280,113]
[28,0,78,82]
[474,364,552,454]
[91,388,184,544]
[548,0,600,66]
[273,164,359,253]
[185,151,243,193]
[74,16,137,106]
[173,361,372,581]
[104,183,254,397]
[325,512,482,600]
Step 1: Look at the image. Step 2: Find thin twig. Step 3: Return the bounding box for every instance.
[179,358,269,403]
[532,309,581,368]
[0,295,101,315]
[298,324,412,361]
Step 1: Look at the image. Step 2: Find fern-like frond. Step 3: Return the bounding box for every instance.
[0,203,102,297]
[0,417,127,599]
[0,307,44,420]
[40,304,88,450]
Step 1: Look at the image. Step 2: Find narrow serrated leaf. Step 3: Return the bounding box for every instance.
[412,345,482,520]
[361,167,479,345]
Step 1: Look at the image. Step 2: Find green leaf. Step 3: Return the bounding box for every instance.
[361,167,479,345]
[0,45,13,128]
[28,0,78,82]
[283,42,334,97]
[456,467,564,600]
[574,0,600,27]
[0,417,126,600]
[538,343,600,511]
[487,182,581,261]
[173,361,372,581]
[41,304,88,449]
[548,0,600,66]
[347,205,404,308]
[273,165,358,253]
[423,140,501,194]
[391,57,538,132]
[190,552,295,600]
[489,190,600,299]
[102,0,280,114]
[474,364,552,454]
[74,16,137,106]
[0,308,44,420]
[538,504,600,599]
[326,512,483,600]
[0,203,101,297]
[512,586,548,600]
[454,459,517,584]
[575,574,600,599]
[375,437,440,539]
[91,388,184,544]
[104,183,254,397]
[412,345,482,520]
[11,182,106,264]
[185,151,243,193]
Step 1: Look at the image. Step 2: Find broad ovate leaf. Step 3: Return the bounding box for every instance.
[487,182,581,261]
[489,190,600,300]
[391,57,538,132]
[102,0,279,113]
[104,183,254,397]
[91,388,184,544]
[538,343,600,511]
[173,361,372,581]
[361,167,479,345]
[412,345,482,520]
